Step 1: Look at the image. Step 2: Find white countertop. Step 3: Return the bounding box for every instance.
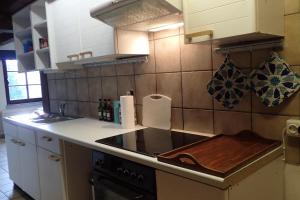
[3,113,282,189]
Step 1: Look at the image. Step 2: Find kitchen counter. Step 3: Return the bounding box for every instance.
[3,113,282,189]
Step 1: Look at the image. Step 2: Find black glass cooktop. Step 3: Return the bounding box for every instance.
[95,128,208,157]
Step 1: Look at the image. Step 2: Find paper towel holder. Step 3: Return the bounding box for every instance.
[150,95,164,100]
[142,94,172,130]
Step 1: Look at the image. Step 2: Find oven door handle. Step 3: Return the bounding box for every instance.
[134,194,144,199]
[90,177,96,200]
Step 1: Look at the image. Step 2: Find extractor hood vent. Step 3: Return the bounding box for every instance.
[81,55,148,67]
[90,0,183,31]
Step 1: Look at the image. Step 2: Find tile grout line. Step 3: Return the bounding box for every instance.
[179,30,185,130]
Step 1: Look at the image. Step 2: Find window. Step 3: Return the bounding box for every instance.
[2,59,42,104]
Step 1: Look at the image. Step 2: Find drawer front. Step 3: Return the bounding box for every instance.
[18,126,36,145]
[3,122,18,137]
[37,132,61,155]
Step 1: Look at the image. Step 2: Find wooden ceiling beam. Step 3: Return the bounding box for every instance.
[0,33,14,45]
[0,15,12,30]
[8,0,36,14]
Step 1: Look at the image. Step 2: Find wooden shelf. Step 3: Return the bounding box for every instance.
[36,47,49,54]
[15,27,32,39]
[33,21,47,29]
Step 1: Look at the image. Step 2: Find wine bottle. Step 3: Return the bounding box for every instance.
[107,99,114,122]
[103,99,107,121]
[98,99,103,120]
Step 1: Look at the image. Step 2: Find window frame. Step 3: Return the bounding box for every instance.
[1,50,42,104]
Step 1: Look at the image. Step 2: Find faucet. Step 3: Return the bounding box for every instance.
[59,102,66,117]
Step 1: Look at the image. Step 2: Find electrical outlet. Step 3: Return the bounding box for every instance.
[286,119,300,137]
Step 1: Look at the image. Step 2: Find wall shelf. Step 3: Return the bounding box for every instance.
[13,0,51,72]
[36,47,49,54]
[214,39,283,54]
[14,27,32,39]
[18,51,34,58]
[31,0,51,70]
[33,20,47,29]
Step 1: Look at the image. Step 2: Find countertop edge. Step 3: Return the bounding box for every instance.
[2,116,282,189]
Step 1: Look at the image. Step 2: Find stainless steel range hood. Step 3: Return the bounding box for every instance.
[90,0,183,32]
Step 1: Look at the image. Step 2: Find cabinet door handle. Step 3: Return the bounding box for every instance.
[185,30,213,43]
[11,139,26,146]
[79,51,93,59]
[41,136,53,142]
[67,54,79,61]
[48,155,61,162]
[10,138,18,144]
[18,141,26,147]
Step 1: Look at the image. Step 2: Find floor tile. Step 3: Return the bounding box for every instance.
[4,189,21,199]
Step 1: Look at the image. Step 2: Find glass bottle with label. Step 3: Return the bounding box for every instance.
[106,99,114,122]
[103,99,107,121]
[98,99,103,120]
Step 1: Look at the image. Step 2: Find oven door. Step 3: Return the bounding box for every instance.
[91,171,155,200]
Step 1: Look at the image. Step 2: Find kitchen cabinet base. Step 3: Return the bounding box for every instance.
[63,141,93,200]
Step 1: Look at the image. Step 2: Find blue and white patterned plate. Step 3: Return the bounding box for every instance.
[250,52,300,107]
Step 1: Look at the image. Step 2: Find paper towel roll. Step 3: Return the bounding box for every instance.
[120,96,135,129]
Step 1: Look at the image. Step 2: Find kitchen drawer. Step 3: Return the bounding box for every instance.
[18,126,36,145]
[3,122,18,137]
[37,132,61,155]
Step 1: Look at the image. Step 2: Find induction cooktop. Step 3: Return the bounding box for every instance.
[95,128,208,157]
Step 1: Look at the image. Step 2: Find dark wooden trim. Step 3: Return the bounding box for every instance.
[9,0,37,14]
[1,50,15,105]
[1,59,10,106]
[0,15,12,30]
[40,71,50,113]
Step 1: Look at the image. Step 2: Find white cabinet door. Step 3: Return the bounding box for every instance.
[5,135,22,187]
[79,0,115,58]
[38,147,66,200]
[3,122,18,137]
[46,0,81,64]
[19,142,40,200]
[183,0,254,42]
[156,170,228,200]
[183,0,284,43]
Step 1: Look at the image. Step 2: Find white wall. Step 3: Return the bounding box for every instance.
[0,60,6,137]
[0,62,6,111]
[0,40,15,136]
[0,40,16,51]
[0,40,15,111]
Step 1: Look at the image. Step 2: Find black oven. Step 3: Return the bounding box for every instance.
[90,151,156,200]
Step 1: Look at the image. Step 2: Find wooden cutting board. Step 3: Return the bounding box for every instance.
[142,94,171,130]
[157,131,281,177]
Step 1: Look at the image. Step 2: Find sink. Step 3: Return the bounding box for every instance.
[30,114,80,124]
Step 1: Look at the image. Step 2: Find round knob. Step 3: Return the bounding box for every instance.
[123,169,130,176]
[130,172,137,179]
[117,167,123,174]
[95,160,103,166]
[137,174,144,183]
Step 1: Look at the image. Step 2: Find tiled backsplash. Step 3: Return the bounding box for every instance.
[47,6,300,140]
